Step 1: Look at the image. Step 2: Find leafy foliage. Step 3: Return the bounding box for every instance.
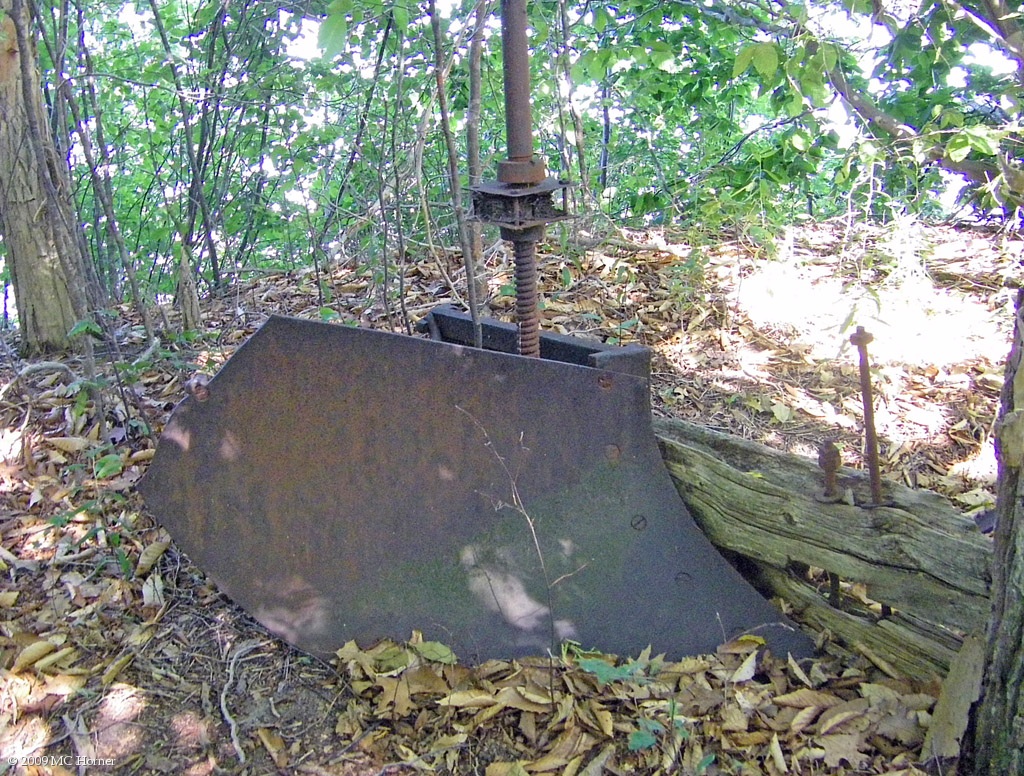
[8,0,1022,330]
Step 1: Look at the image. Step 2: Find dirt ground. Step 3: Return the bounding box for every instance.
[0,218,1017,775]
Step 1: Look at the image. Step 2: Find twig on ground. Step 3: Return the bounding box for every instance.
[0,362,77,401]
[220,640,263,763]
[131,336,161,367]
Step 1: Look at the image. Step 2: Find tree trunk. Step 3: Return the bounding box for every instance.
[968,288,1024,774]
[466,0,489,312]
[0,0,84,353]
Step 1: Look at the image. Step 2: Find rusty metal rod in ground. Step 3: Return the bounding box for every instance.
[850,326,883,505]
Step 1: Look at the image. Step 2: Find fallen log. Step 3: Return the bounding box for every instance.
[653,417,992,681]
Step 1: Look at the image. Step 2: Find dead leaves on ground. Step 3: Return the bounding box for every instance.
[328,635,935,775]
[0,220,1013,774]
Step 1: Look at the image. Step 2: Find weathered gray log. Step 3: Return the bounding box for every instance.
[654,417,993,680]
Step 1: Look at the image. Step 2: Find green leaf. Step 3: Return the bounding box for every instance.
[115,547,133,577]
[320,307,340,321]
[628,728,658,751]
[841,0,875,14]
[771,400,793,423]
[799,71,828,106]
[751,43,779,80]
[577,657,644,687]
[651,48,676,72]
[374,644,410,673]
[789,129,811,152]
[318,12,349,59]
[533,16,549,44]
[939,108,964,129]
[860,139,884,163]
[628,719,665,751]
[946,132,972,162]
[820,42,840,72]
[733,45,756,78]
[411,641,457,664]
[391,4,408,34]
[95,454,124,479]
[964,125,1001,156]
[68,319,103,339]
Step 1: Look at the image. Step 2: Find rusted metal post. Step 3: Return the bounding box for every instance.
[500,0,544,357]
[850,326,883,506]
[816,440,842,503]
[499,0,541,181]
[472,0,569,358]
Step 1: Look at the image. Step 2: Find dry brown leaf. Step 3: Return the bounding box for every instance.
[730,730,771,746]
[730,649,759,683]
[582,700,614,738]
[860,682,903,706]
[405,664,450,696]
[787,653,813,688]
[525,722,599,773]
[519,710,538,744]
[464,701,507,729]
[45,437,92,453]
[135,540,170,577]
[789,705,821,735]
[33,646,77,673]
[769,732,788,773]
[818,732,868,768]
[12,639,57,673]
[774,688,843,709]
[100,653,134,685]
[495,686,550,714]
[485,763,530,776]
[876,710,926,746]
[128,448,156,463]
[375,675,416,716]
[257,727,288,768]
[817,697,871,734]
[438,688,497,708]
[720,704,749,732]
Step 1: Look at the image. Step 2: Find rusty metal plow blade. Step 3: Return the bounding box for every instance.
[140,315,810,661]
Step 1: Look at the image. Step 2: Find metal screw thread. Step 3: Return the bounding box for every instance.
[513,238,540,357]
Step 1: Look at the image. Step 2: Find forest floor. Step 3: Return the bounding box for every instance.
[0,217,1018,775]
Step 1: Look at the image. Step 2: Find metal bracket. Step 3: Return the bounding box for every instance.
[417,305,651,380]
[471,178,572,233]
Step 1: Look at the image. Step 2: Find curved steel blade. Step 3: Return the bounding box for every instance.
[140,316,810,661]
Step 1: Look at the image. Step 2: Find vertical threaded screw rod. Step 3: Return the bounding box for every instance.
[512,237,540,357]
[850,326,883,506]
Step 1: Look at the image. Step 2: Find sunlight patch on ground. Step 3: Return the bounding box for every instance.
[91,683,147,760]
[950,439,999,484]
[0,706,51,761]
[733,259,1009,366]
